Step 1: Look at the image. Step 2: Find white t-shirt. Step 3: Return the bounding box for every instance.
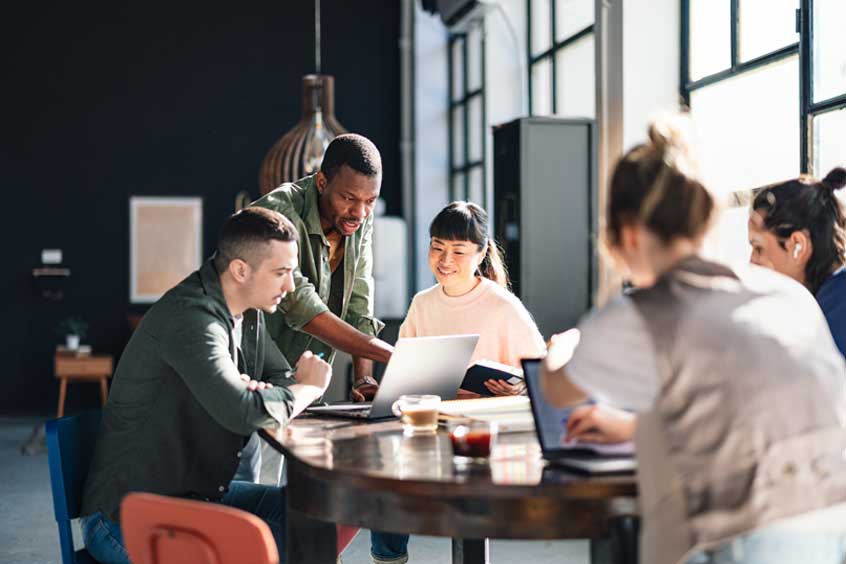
[232,314,244,369]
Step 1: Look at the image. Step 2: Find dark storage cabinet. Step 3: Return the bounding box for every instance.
[493,117,597,338]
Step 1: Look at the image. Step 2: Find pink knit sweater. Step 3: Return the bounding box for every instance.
[399,278,546,368]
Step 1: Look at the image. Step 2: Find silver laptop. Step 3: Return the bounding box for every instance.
[522,358,636,474]
[307,334,480,420]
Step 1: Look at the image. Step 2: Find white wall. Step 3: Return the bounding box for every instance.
[621,0,680,151]
[413,6,450,292]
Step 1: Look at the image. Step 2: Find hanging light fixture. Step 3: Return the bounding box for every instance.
[259,0,347,195]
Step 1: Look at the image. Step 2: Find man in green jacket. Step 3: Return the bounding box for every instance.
[80,207,331,564]
[252,134,393,402]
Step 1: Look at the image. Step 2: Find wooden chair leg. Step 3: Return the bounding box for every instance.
[99,378,109,406]
[57,378,67,418]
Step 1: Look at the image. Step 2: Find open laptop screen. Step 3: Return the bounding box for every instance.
[522,358,576,454]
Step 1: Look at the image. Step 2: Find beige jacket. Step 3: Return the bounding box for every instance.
[630,257,846,564]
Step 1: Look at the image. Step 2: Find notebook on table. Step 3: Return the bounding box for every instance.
[522,358,636,474]
[306,334,480,420]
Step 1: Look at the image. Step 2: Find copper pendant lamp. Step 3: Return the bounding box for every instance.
[259,0,347,195]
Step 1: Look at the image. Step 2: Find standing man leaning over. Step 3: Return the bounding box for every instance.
[79,208,331,564]
[252,133,393,402]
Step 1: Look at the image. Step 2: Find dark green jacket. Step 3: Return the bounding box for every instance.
[252,175,384,363]
[81,260,294,521]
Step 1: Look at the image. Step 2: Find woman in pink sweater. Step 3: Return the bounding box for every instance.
[400,201,546,395]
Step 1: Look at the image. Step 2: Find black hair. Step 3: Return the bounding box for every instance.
[429,201,509,288]
[751,167,846,294]
[214,207,299,272]
[320,133,382,181]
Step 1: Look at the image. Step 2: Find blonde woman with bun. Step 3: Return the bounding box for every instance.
[542,115,846,564]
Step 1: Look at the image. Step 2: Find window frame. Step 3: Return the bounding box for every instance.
[447,25,487,204]
[526,0,595,116]
[680,0,846,178]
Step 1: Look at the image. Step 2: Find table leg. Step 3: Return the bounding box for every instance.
[285,506,337,564]
[57,378,67,418]
[99,377,109,406]
[451,538,489,564]
[589,516,639,564]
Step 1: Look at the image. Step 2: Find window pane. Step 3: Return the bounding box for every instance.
[531,59,553,116]
[689,0,731,80]
[739,0,798,62]
[451,173,465,201]
[468,166,485,206]
[555,0,593,43]
[467,25,483,92]
[813,0,846,102]
[452,106,465,168]
[468,96,484,163]
[814,110,846,193]
[451,37,464,103]
[690,56,799,196]
[531,0,552,56]
[554,34,595,118]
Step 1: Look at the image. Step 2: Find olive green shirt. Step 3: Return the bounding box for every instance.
[81,259,295,521]
[251,175,385,363]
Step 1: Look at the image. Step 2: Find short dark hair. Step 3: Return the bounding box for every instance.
[320,133,382,181]
[214,207,299,272]
[752,167,846,294]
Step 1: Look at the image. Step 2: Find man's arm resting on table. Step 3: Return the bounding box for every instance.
[303,311,393,363]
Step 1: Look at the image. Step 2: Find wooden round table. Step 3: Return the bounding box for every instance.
[261,417,638,564]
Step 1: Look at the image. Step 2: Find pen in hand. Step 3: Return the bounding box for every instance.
[283,352,325,379]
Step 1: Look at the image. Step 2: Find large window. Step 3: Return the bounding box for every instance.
[682,0,846,267]
[448,24,486,205]
[527,0,595,118]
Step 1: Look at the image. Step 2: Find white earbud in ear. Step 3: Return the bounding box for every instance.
[793,243,803,259]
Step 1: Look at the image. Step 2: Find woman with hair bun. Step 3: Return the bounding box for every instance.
[748,166,846,355]
[542,114,846,564]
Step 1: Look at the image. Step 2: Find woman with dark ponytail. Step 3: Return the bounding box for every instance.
[399,201,545,393]
[370,201,546,564]
[749,166,846,355]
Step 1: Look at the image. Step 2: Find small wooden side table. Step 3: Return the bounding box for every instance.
[54,352,113,417]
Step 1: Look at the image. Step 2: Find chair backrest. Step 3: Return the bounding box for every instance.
[46,410,103,564]
[121,492,279,564]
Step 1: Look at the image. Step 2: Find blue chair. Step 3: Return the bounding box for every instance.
[46,410,103,564]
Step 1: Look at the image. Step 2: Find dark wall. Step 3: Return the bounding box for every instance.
[0,1,401,414]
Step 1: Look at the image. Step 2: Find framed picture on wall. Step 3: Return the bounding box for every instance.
[130,196,203,303]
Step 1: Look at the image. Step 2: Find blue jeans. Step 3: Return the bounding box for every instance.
[371,530,409,563]
[686,523,846,563]
[81,481,286,564]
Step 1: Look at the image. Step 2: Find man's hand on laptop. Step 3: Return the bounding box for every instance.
[350,375,379,402]
[294,351,332,392]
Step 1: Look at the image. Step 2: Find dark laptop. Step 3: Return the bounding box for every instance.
[522,358,636,474]
[306,335,480,420]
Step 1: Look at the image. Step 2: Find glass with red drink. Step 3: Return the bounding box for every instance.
[449,419,498,464]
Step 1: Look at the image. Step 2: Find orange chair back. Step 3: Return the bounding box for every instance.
[121,493,279,564]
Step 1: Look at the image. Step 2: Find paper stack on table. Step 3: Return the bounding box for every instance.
[438,396,535,433]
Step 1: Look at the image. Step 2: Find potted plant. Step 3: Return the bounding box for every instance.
[55,316,88,350]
